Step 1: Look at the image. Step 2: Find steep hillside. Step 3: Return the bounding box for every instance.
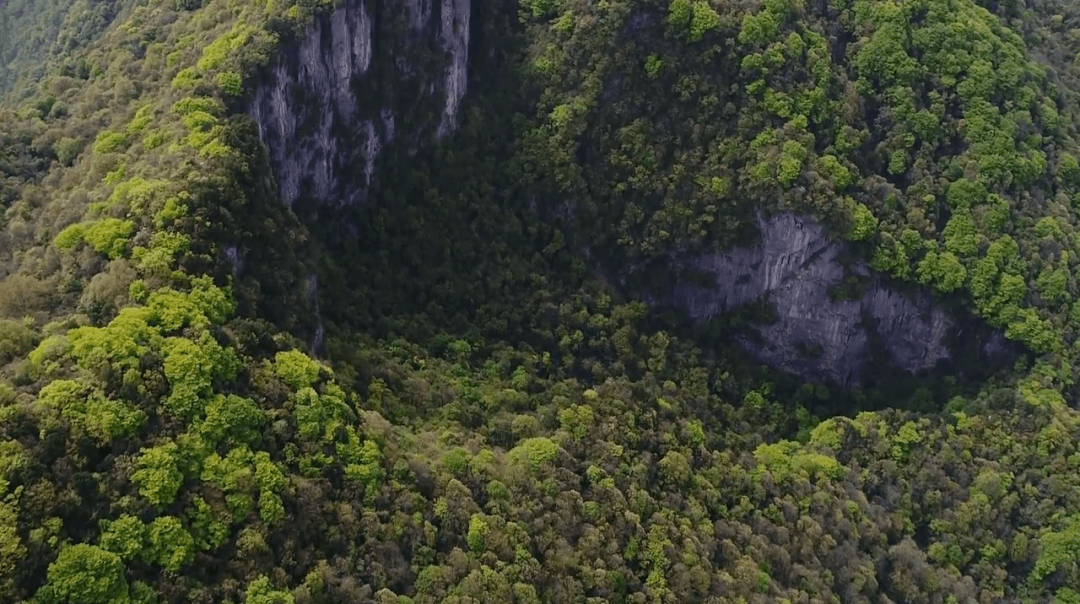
[519,0,1080,370]
[4,0,1080,603]
[0,0,135,101]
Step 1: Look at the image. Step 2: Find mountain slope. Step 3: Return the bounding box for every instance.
[3,0,1080,603]
[520,0,1080,362]
[0,0,135,101]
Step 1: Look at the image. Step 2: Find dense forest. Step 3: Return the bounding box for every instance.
[6,0,1080,602]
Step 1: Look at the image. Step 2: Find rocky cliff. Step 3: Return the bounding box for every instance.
[246,1,1011,386]
[669,214,1011,384]
[250,0,470,208]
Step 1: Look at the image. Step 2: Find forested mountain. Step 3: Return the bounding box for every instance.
[0,0,134,102]
[6,0,1080,602]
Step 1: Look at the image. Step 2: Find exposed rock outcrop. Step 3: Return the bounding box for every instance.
[248,1,1011,386]
[669,214,1011,384]
[250,0,470,207]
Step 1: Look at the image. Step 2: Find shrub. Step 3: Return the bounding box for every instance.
[214,70,243,97]
[83,219,134,259]
[92,130,130,155]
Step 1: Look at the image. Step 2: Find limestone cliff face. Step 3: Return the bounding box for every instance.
[669,214,1010,384]
[248,2,1007,383]
[250,0,470,207]
[248,0,469,350]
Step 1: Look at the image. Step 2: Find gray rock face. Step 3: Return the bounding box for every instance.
[250,0,471,207]
[670,214,994,384]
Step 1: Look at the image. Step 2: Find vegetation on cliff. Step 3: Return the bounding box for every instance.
[4,0,1080,602]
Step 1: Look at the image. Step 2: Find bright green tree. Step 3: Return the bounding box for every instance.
[36,544,130,604]
[131,442,184,508]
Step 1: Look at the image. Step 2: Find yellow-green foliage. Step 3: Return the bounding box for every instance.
[214,70,243,96]
[53,223,87,249]
[82,219,134,259]
[39,544,129,604]
[145,516,195,572]
[28,335,72,375]
[522,0,561,19]
[0,500,24,582]
[172,96,222,116]
[171,67,200,90]
[107,178,174,214]
[847,202,878,241]
[181,110,217,133]
[917,249,967,293]
[143,129,167,150]
[173,97,225,152]
[197,37,232,72]
[754,440,843,483]
[243,576,293,604]
[36,379,145,444]
[148,279,234,330]
[162,332,239,418]
[273,350,323,389]
[342,437,383,500]
[197,23,255,71]
[808,417,847,450]
[125,104,154,135]
[889,421,922,461]
[1033,516,1080,583]
[645,54,663,79]
[155,193,189,227]
[688,2,720,42]
[92,130,130,155]
[816,154,853,187]
[0,440,28,496]
[133,231,190,277]
[98,515,146,561]
[132,442,184,508]
[68,307,159,373]
[293,385,350,443]
[509,437,559,474]
[1005,308,1059,353]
